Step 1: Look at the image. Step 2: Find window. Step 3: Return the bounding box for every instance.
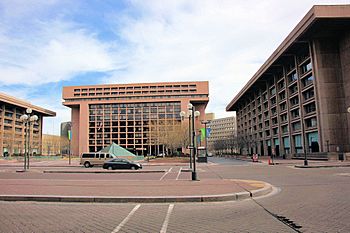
[302,75,314,87]
[304,102,316,114]
[279,91,286,101]
[289,84,298,95]
[82,153,95,158]
[288,71,298,83]
[290,96,299,107]
[271,107,277,116]
[291,108,300,119]
[273,127,278,135]
[270,87,276,96]
[263,93,268,102]
[278,81,285,90]
[300,61,312,74]
[293,135,303,153]
[303,89,314,101]
[283,136,290,154]
[305,117,317,128]
[282,125,288,133]
[271,97,276,106]
[280,114,288,123]
[264,102,269,110]
[272,117,278,125]
[292,121,301,131]
[265,120,270,127]
[307,132,319,152]
[280,102,287,112]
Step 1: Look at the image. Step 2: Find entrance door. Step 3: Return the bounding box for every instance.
[275,145,280,157]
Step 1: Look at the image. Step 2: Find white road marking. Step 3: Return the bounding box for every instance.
[160,204,174,233]
[111,204,141,233]
[160,167,173,180]
[176,167,182,180]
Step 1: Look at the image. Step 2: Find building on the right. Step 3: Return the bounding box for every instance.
[226,5,350,160]
[207,116,236,155]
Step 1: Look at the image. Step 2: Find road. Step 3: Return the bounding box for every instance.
[0,157,349,232]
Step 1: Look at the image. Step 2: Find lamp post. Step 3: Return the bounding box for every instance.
[67,122,72,165]
[180,111,192,169]
[201,120,211,159]
[20,108,38,170]
[180,103,200,180]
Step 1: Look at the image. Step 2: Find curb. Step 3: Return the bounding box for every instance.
[0,182,273,203]
[294,164,350,168]
[41,170,166,174]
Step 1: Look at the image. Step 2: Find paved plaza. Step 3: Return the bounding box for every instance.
[0,157,349,232]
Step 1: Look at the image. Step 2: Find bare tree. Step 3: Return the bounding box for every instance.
[42,135,69,156]
[148,119,188,156]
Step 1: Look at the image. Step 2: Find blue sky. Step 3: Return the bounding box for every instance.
[0,0,349,135]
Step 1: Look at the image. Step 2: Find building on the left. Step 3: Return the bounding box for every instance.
[0,92,56,156]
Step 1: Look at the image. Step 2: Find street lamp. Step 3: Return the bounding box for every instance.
[180,110,192,169]
[180,103,200,180]
[67,122,72,165]
[201,120,211,159]
[20,108,38,170]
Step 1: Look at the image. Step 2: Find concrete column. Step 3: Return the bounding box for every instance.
[339,31,350,153]
[312,36,348,153]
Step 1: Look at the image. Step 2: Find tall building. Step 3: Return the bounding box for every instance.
[62,81,209,156]
[207,116,236,154]
[0,92,56,156]
[226,5,350,159]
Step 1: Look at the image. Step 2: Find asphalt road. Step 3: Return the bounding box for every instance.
[1,157,349,232]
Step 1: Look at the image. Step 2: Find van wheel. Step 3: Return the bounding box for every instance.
[107,166,113,170]
[84,162,91,168]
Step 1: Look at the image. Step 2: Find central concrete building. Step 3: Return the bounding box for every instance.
[226,5,350,159]
[62,81,209,156]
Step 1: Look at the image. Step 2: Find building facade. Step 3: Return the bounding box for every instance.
[226,5,350,159]
[62,81,209,156]
[207,116,236,154]
[0,92,56,156]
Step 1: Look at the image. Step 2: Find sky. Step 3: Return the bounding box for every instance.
[0,0,349,135]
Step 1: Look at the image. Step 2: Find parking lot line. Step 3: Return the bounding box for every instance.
[111,204,141,233]
[160,204,174,233]
[160,167,173,180]
[176,167,182,180]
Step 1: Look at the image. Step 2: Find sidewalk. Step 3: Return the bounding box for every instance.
[233,155,350,168]
[0,158,273,203]
[0,177,272,203]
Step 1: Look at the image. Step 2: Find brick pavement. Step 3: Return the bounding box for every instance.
[0,159,272,203]
[0,157,350,232]
[0,200,295,233]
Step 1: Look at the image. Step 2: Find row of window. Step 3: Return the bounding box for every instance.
[65,94,208,102]
[74,84,197,93]
[73,88,198,97]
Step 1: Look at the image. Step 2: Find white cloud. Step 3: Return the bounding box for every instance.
[1,0,350,132]
[0,20,116,85]
[104,0,321,118]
